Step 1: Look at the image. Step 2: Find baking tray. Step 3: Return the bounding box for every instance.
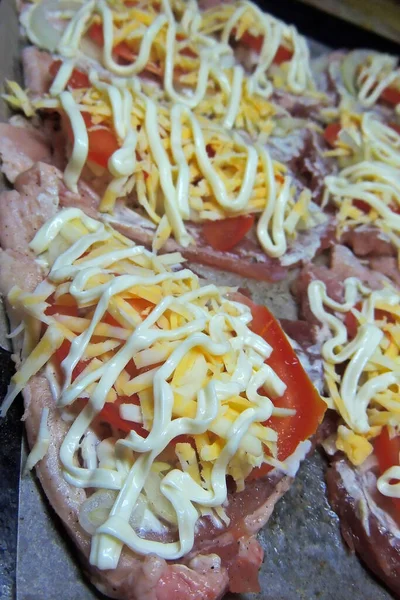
[0,0,396,598]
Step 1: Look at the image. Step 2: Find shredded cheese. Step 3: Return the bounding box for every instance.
[308,278,400,487]
[21,0,318,121]
[3,208,303,567]
[324,160,400,258]
[9,70,321,256]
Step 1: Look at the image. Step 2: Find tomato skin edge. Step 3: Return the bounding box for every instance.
[323,122,341,147]
[228,292,326,480]
[374,426,400,513]
[202,214,255,252]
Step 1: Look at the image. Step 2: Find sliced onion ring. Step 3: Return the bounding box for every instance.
[341,49,371,96]
[79,489,118,535]
[25,0,83,52]
[79,489,147,535]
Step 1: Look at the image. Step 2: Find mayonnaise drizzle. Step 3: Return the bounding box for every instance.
[208,0,314,95]
[23,0,315,120]
[59,91,89,193]
[308,278,400,434]
[9,208,292,567]
[57,74,313,255]
[324,160,400,254]
[356,53,400,107]
[361,113,400,168]
[24,407,50,474]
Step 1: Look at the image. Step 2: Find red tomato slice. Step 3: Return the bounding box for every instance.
[65,110,120,169]
[381,86,400,106]
[87,23,162,74]
[114,41,136,63]
[236,32,293,65]
[345,303,395,340]
[353,199,371,213]
[88,23,104,45]
[228,293,326,479]
[323,122,341,147]
[99,395,148,436]
[55,340,89,381]
[239,31,264,54]
[272,45,294,65]
[45,297,79,317]
[49,60,90,89]
[374,426,400,513]
[202,214,255,252]
[53,338,148,435]
[390,122,400,136]
[88,23,134,61]
[85,127,120,169]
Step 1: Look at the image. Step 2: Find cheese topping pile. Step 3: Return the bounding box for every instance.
[4,208,297,566]
[193,0,315,96]
[21,0,316,110]
[324,112,400,169]
[340,50,400,109]
[308,278,400,497]
[10,72,319,257]
[323,161,400,258]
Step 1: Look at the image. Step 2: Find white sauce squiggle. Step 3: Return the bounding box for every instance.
[53,75,315,256]
[6,208,295,568]
[308,278,400,498]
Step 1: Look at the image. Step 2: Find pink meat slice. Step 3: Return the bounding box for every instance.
[104,203,333,283]
[188,473,291,594]
[370,256,400,288]
[155,559,229,600]
[341,226,396,258]
[0,150,331,281]
[327,457,400,599]
[293,244,393,324]
[0,122,52,183]
[22,46,53,94]
[0,186,310,599]
[0,242,281,600]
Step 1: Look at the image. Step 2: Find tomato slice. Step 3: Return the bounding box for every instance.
[53,338,148,435]
[323,122,341,147]
[381,86,400,106]
[228,293,326,478]
[202,214,255,252]
[353,198,371,213]
[88,23,104,46]
[374,426,400,513]
[45,297,79,317]
[239,31,264,54]
[272,45,294,65]
[65,110,119,169]
[88,23,135,61]
[86,129,120,168]
[345,303,395,340]
[55,340,90,381]
[49,60,90,90]
[390,122,400,136]
[237,32,293,65]
[99,395,148,436]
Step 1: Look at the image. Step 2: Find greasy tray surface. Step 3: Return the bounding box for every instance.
[0,0,395,598]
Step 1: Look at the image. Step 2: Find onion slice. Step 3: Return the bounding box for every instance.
[23,0,83,52]
[341,49,371,96]
[79,489,147,535]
